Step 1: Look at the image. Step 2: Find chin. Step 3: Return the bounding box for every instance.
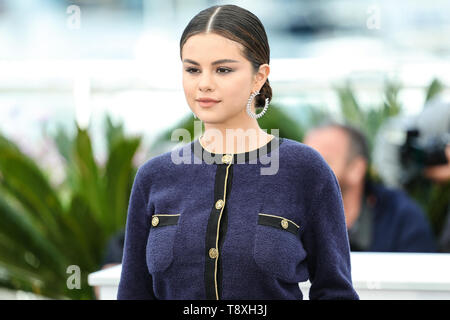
[198,115,218,123]
[194,108,235,124]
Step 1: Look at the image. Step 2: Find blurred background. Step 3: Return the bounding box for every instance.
[0,0,449,299]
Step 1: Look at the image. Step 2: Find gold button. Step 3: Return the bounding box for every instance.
[152,216,159,227]
[215,199,224,210]
[281,219,289,229]
[222,154,232,164]
[209,248,219,259]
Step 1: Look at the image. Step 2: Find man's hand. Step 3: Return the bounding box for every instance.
[424,145,450,183]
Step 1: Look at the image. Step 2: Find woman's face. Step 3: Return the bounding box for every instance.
[181,33,266,125]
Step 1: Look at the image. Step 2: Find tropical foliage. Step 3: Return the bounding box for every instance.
[0,116,141,299]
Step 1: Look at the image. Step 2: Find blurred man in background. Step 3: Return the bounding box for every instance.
[303,122,437,252]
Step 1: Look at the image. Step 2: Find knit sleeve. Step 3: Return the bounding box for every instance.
[117,167,156,299]
[302,161,359,300]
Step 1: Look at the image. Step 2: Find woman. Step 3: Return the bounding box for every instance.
[117,4,358,300]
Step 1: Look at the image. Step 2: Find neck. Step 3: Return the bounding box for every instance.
[200,111,273,154]
[342,182,364,229]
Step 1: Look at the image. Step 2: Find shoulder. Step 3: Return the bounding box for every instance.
[134,142,191,188]
[279,137,336,183]
[138,149,173,176]
[280,137,329,166]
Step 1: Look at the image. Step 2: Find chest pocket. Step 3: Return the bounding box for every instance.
[146,214,180,273]
[253,213,307,282]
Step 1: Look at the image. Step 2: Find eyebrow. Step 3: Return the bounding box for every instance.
[182,59,240,66]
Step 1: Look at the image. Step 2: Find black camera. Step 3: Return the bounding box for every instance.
[400,129,449,168]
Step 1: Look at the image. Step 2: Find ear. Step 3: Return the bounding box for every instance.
[345,157,368,186]
[253,63,270,92]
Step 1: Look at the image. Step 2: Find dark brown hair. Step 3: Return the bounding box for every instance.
[179,4,272,109]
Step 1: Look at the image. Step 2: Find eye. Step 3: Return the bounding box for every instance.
[217,67,232,73]
[185,67,199,74]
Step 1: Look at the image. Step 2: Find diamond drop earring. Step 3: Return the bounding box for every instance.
[246,91,269,119]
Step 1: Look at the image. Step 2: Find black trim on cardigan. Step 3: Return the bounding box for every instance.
[204,163,232,299]
[257,213,300,236]
[150,214,180,228]
[217,164,233,299]
[192,135,284,164]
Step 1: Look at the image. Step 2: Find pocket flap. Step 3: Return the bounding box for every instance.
[151,214,180,228]
[258,213,300,236]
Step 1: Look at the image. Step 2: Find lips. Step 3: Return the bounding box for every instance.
[196,98,220,103]
[196,97,221,108]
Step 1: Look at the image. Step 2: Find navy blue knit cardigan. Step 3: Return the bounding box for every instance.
[117,136,359,300]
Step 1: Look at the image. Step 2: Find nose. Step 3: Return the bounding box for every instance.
[198,71,214,92]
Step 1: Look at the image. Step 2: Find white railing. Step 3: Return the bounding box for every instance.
[88,252,450,300]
